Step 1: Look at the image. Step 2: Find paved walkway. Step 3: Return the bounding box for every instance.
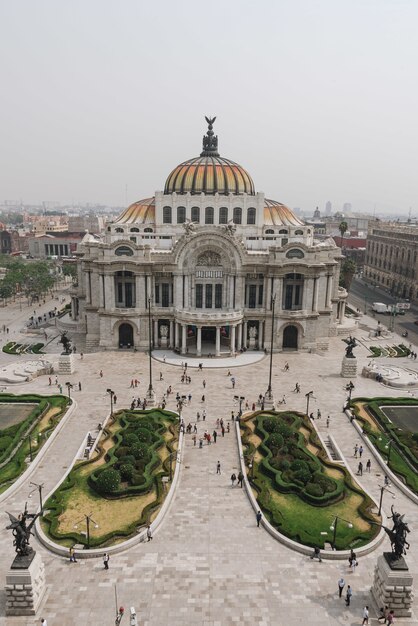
[0,297,417,624]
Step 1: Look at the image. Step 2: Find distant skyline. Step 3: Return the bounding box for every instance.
[1,0,417,216]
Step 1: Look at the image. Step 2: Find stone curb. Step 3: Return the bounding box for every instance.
[34,414,184,559]
[0,398,76,506]
[346,408,418,506]
[235,417,385,559]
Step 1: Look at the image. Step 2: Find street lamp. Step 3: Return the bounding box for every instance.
[107,388,115,416]
[65,381,73,400]
[265,293,276,406]
[379,436,395,465]
[330,515,353,550]
[74,513,99,549]
[234,395,245,418]
[24,434,34,462]
[29,481,44,514]
[145,296,156,405]
[377,484,395,517]
[346,381,355,405]
[305,390,314,417]
[248,454,255,479]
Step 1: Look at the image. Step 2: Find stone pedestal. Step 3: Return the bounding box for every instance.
[249,337,256,350]
[58,352,75,376]
[371,554,413,618]
[160,337,168,348]
[5,551,46,616]
[263,391,274,409]
[145,387,156,407]
[341,356,357,378]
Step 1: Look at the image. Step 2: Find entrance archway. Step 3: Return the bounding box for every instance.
[119,323,134,348]
[283,325,298,350]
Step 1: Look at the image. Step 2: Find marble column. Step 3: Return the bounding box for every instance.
[196,326,202,356]
[181,324,187,355]
[230,325,236,355]
[175,322,180,350]
[216,326,221,356]
[259,321,264,350]
[237,323,242,351]
[243,321,248,349]
[169,320,174,348]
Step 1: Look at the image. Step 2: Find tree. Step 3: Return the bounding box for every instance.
[339,221,348,249]
[340,259,357,291]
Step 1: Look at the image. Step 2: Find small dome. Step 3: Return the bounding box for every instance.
[264,199,304,227]
[164,117,255,196]
[114,197,155,224]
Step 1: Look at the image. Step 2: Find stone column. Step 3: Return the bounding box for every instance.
[181,324,187,355]
[154,319,158,348]
[259,321,264,349]
[237,323,242,351]
[215,326,221,356]
[243,321,248,349]
[312,277,318,312]
[230,325,236,355]
[169,320,174,348]
[175,322,180,350]
[196,326,202,356]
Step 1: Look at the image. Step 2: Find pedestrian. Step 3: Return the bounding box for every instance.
[103,553,110,569]
[317,409,321,419]
[386,609,395,624]
[213,430,217,443]
[384,475,390,486]
[237,470,244,487]
[231,472,236,486]
[203,379,206,388]
[199,438,203,448]
[193,424,197,433]
[202,409,206,421]
[100,370,103,378]
[201,394,205,403]
[377,606,388,623]
[294,382,300,393]
[197,411,200,421]
[354,444,359,458]
[231,377,236,389]
[48,377,52,386]
[58,384,62,394]
[146,524,153,541]
[55,376,58,386]
[351,557,358,573]
[338,577,345,598]
[348,549,356,566]
[78,381,81,391]
[113,395,117,404]
[69,546,77,563]
[227,370,231,376]
[163,354,166,362]
[359,445,364,458]
[366,459,371,472]
[310,546,322,562]
[362,605,369,625]
[227,423,230,433]
[326,416,330,428]
[159,372,163,381]
[358,462,363,476]
[284,362,289,371]
[221,426,225,437]
[345,585,352,606]
[192,434,196,446]
[40,619,47,626]
[231,411,235,421]
[256,510,262,527]
[188,393,192,403]
[216,461,221,474]
[80,352,84,359]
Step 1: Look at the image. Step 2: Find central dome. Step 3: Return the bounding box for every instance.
[164,117,255,196]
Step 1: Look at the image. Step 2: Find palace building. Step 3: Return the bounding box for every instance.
[68,118,348,355]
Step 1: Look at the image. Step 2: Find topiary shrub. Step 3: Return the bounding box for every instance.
[290,459,310,473]
[131,471,146,487]
[123,433,139,447]
[119,463,135,481]
[263,418,279,433]
[96,468,121,494]
[131,442,150,460]
[305,482,324,497]
[280,459,290,471]
[293,468,311,485]
[135,428,153,444]
[267,433,284,451]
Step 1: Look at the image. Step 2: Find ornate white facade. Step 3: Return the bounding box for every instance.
[70,118,348,355]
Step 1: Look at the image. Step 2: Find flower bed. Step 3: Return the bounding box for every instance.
[241,411,379,550]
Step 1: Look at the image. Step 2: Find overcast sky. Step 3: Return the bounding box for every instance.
[1,0,417,215]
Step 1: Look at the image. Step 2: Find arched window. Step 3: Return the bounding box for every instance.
[177,206,186,224]
[233,207,242,224]
[163,206,172,224]
[247,207,256,225]
[115,227,124,233]
[130,227,139,233]
[144,227,153,233]
[279,229,288,234]
[191,206,200,223]
[219,207,228,224]
[295,229,304,235]
[205,207,214,224]
[265,229,274,234]
[115,246,134,256]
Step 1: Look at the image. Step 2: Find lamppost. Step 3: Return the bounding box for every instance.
[107,388,115,416]
[234,395,245,418]
[24,434,34,462]
[346,381,355,405]
[65,381,73,400]
[74,513,99,549]
[305,390,314,417]
[379,436,395,465]
[29,481,44,514]
[145,297,156,405]
[377,484,395,517]
[330,515,353,550]
[265,293,276,407]
[248,454,255,479]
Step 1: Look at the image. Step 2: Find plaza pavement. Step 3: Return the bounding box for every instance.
[0,296,417,625]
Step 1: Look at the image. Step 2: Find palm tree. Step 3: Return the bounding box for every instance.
[339,221,348,250]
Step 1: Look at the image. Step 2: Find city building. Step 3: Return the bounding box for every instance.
[66,118,349,353]
[28,232,84,259]
[363,221,418,301]
[325,200,332,215]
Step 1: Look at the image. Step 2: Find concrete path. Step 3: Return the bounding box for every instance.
[0,296,417,624]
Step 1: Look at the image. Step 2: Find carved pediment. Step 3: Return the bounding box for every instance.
[197,251,221,266]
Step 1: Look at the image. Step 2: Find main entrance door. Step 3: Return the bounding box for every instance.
[283,325,298,350]
[119,323,134,348]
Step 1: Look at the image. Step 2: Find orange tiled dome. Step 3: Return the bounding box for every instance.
[114,197,155,224]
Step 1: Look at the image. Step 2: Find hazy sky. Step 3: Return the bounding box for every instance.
[1,0,417,215]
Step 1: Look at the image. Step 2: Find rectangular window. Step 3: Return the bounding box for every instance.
[285,285,293,310]
[196,284,203,308]
[117,283,123,305]
[295,285,301,306]
[215,284,222,308]
[155,285,160,304]
[248,285,257,308]
[162,283,169,307]
[258,284,264,306]
[205,284,212,308]
[125,282,133,308]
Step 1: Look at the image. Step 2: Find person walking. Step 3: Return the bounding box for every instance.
[231,377,236,389]
[362,605,369,625]
[203,379,206,388]
[366,459,371,472]
[326,415,330,428]
[386,609,395,624]
[237,470,244,487]
[354,444,358,458]
[78,381,82,391]
[358,462,363,476]
[216,461,221,474]
[230,473,236,486]
[213,430,217,443]
[202,409,206,421]
[256,510,262,527]
[377,606,388,623]
[103,553,110,569]
[338,577,345,598]
[310,546,322,562]
[345,585,352,606]
[146,525,153,541]
[359,445,364,458]
[40,619,48,626]
[69,546,77,563]
[100,370,103,378]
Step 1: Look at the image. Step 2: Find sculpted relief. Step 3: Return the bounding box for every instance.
[196,251,222,267]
